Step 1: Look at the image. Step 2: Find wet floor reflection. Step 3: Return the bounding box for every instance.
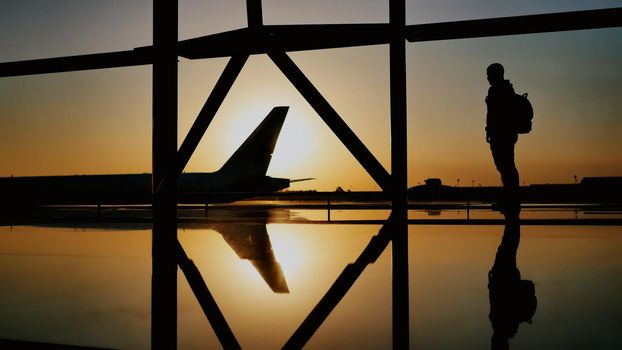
[2,208,622,349]
[488,209,537,350]
[210,219,289,293]
[192,209,291,294]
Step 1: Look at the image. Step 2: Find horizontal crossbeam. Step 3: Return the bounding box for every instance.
[407,7,622,42]
[177,23,392,59]
[0,50,152,77]
[178,7,622,59]
[0,8,619,77]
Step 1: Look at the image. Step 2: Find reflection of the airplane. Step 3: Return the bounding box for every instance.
[25,209,291,294]
[488,209,537,350]
[424,209,441,216]
[191,209,291,293]
[210,221,289,294]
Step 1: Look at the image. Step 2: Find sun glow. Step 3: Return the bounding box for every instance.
[269,108,320,176]
[268,226,304,280]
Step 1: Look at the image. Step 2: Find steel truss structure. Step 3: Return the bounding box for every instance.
[1,1,620,349]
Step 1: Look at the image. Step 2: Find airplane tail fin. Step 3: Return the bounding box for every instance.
[218,106,289,179]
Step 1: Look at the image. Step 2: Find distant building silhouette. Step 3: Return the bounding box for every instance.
[424,178,442,188]
[407,176,622,203]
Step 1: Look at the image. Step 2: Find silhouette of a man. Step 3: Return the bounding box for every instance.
[486,63,520,209]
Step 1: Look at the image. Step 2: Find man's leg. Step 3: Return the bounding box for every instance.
[491,138,520,207]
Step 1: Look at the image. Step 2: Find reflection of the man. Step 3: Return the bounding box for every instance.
[209,209,289,294]
[488,209,537,350]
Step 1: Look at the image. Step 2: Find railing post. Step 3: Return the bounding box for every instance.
[327,193,332,222]
[152,0,178,349]
[390,0,409,348]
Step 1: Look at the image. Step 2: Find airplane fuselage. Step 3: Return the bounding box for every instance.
[0,172,290,205]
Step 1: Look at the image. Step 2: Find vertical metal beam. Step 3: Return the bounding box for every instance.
[152,0,178,349]
[246,0,263,28]
[390,0,409,348]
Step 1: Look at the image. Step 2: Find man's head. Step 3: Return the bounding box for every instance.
[487,63,505,85]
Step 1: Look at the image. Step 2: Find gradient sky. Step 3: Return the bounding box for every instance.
[0,0,620,190]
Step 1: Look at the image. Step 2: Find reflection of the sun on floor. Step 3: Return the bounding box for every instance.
[236,258,268,290]
[265,224,385,297]
[268,226,304,281]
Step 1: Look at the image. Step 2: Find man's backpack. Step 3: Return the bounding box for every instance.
[512,93,533,134]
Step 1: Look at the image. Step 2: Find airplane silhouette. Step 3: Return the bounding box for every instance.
[0,106,310,205]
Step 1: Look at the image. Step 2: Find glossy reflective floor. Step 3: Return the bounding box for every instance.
[1,209,621,349]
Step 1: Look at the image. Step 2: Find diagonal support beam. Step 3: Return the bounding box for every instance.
[282,219,394,349]
[177,242,241,350]
[269,51,391,192]
[176,55,248,175]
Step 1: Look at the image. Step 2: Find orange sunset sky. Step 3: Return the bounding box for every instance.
[0,0,621,190]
